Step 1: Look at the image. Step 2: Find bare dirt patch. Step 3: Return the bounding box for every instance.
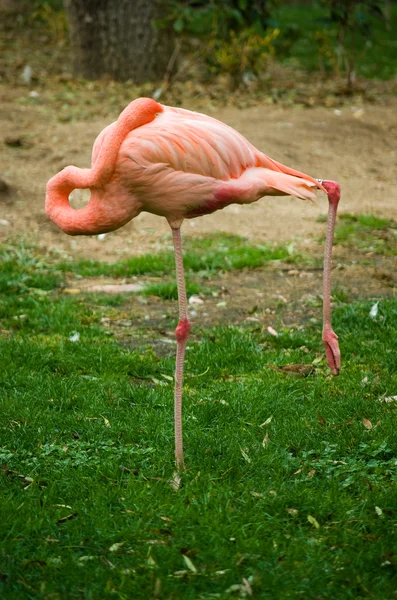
[64,244,395,359]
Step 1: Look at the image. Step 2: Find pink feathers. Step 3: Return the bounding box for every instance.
[46,98,326,234]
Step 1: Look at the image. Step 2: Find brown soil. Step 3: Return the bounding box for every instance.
[1,92,396,260]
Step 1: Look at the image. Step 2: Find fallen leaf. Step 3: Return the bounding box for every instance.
[262,433,269,448]
[307,469,316,478]
[77,555,95,563]
[293,468,303,476]
[68,332,80,342]
[161,374,173,382]
[153,577,161,597]
[312,356,323,365]
[56,512,78,524]
[375,506,383,517]
[318,412,327,426]
[267,326,278,337]
[242,577,253,597]
[379,396,397,403]
[362,417,373,429]
[240,447,251,463]
[215,569,230,576]
[101,557,115,569]
[369,302,379,318]
[277,364,314,377]
[182,555,197,573]
[169,472,181,492]
[307,515,320,529]
[259,416,273,427]
[286,508,299,516]
[189,295,204,305]
[109,542,125,552]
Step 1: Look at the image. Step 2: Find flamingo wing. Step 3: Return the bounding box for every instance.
[91,103,323,221]
[120,106,261,181]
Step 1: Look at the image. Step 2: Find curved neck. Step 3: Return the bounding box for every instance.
[45,169,109,235]
[89,98,163,187]
[45,98,162,235]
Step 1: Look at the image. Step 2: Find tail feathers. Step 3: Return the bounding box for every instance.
[258,153,326,193]
[264,170,318,203]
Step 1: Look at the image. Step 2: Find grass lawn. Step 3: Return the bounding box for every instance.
[1,231,397,599]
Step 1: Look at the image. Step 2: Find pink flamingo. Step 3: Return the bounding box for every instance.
[46,97,341,471]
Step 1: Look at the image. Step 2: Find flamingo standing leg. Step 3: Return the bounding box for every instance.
[171,224,190,470]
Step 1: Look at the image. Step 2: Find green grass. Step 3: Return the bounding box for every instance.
[1,242,397,599]
[58,233,296,278]
[143,280,201,300]
[274,3,397,80]
[333,213,397,255]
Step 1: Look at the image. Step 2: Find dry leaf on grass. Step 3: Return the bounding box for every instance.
[56,512,78,524]
[307,515,320,529]
[286,508,299,516]
[250,491,264,498]
[109,542,125,552]
[169,472,181,492]
[240,447,251,463]
[182,555,197,573]
[379,396,397,403]
[276,364,315,377]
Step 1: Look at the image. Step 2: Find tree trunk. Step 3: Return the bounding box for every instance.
[64,0,174,82]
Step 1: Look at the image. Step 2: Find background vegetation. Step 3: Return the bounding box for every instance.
[1,0,395,105]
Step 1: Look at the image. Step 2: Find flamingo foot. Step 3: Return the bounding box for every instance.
[322,328,340,376]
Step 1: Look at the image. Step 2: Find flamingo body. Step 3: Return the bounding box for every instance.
[45,98,341,470]
[46,99,324,234]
